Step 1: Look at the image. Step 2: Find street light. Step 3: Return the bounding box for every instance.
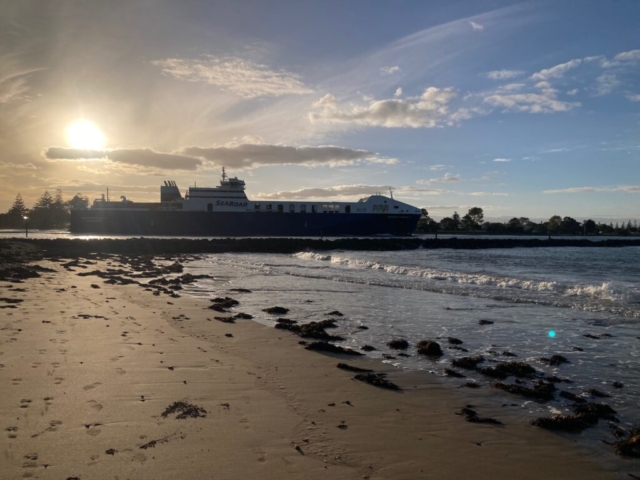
[23,216,28,238]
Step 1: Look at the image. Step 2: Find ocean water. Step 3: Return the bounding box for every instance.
[176,246,640,464]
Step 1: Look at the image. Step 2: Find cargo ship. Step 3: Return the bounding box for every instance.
[70,169,422,236]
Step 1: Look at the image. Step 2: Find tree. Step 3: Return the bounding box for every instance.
[416,208,438,233]
[30,191,54,229]
[7,193,28,220]
[560,216,581,235]
[547,215,562,235]
[583,219,597,235]
[468,207,484,226]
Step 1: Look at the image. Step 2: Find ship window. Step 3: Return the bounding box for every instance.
[277,204,283,213]
[266,204,272,211]
[300,204,306,213]
[312,205,317,213]
[207,203,213,212]
[323,204,339,213]
[289,204,295,213]
[255,203,260,210]
[345,205,351,214]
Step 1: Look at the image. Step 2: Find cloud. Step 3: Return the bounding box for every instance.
[255,184,447,200]
[567,88,579,96]
[483,90,580,114]
[497,83,525,92]
[416,173,460,184]
[394,87,403,97]
[469,21,484,31]
[486,70,524,80]
[628,94,640,102]
[310,87,459,128]
[595,73,620,95]
[613,49,640,62]
[428,164,448,171]
[543,185,640,194]
[0,161,38,169]
[150,55,313,98]
[493,158,511,162]
[467,191,508,197]
[44,147,202,170]
[182,144,395,169]
[531,59,581,81]
[380,66,400,75]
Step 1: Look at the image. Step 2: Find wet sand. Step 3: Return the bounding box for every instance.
[0,255,623,479]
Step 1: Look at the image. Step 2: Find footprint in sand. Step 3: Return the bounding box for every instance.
[87,400,103,411]
[20,399,32,409]
[115,368,126,375]
[12,378,23,386]
[6,426,18,439]
[54,377,64,385]
[82,382,102,391]
[85,423,102,436]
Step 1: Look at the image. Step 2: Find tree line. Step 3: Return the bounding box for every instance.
[0,191,85,230]
[416,207,640,236]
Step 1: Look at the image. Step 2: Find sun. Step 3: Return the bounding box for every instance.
[65,120,106,150]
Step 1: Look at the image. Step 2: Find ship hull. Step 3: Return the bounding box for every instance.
[70,210,420,237]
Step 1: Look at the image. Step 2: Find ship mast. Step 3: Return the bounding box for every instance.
[221,167,228,182]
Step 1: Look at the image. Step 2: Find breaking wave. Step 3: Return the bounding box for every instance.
[292,252,640,318]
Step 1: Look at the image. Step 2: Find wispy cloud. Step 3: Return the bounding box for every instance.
[394,87,403,97]
[151,55,313,98]
[483,91,579,113]
[544,185,640,194]
[380,65,400,75]
[0,161,38,169]
[428,164,449,171]
[182,144,395,169]
[256,184,445,200]
[567,88,579,96]
[416,173,460,184]
[310,87,459,128]
[44,147,202,171]
[469,21,484,31]
[493,158,511,162]
[628,94,640,102]
[595,73,620,95]
[612,49,640,63]
[531,59,581,81]
[486,70,524,80]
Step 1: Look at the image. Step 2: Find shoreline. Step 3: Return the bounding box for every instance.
[0,248,634,478]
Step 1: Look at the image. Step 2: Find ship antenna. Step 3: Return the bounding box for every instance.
[222,167,227,182]
[389,187,394,200]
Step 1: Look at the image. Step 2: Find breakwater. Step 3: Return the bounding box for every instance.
[3,237,640,257]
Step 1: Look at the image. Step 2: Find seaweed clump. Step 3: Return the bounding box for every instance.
[479,361,537,379]
[354,373,400,391]
[161,401,207,420]
[451,355,484,370]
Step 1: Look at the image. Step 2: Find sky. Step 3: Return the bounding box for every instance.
[0,0,639,221]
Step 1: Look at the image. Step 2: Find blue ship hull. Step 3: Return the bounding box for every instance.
[70,210,421,237]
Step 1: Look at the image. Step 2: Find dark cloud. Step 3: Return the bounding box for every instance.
[44,147,202,170]
[182,144,393,168]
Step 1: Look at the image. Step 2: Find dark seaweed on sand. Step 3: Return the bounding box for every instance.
[337,363,373,373]
[305,341,363,356]
[354,373,401,391]
[161,401,207,420]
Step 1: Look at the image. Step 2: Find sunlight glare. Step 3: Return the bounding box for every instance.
[65,120,106,150]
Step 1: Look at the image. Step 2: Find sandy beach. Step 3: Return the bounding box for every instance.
[0,251,626,479]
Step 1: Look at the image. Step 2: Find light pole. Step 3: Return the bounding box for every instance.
[23,216,28,238]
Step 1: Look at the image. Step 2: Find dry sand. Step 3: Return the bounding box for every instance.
[0,257,622,479]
